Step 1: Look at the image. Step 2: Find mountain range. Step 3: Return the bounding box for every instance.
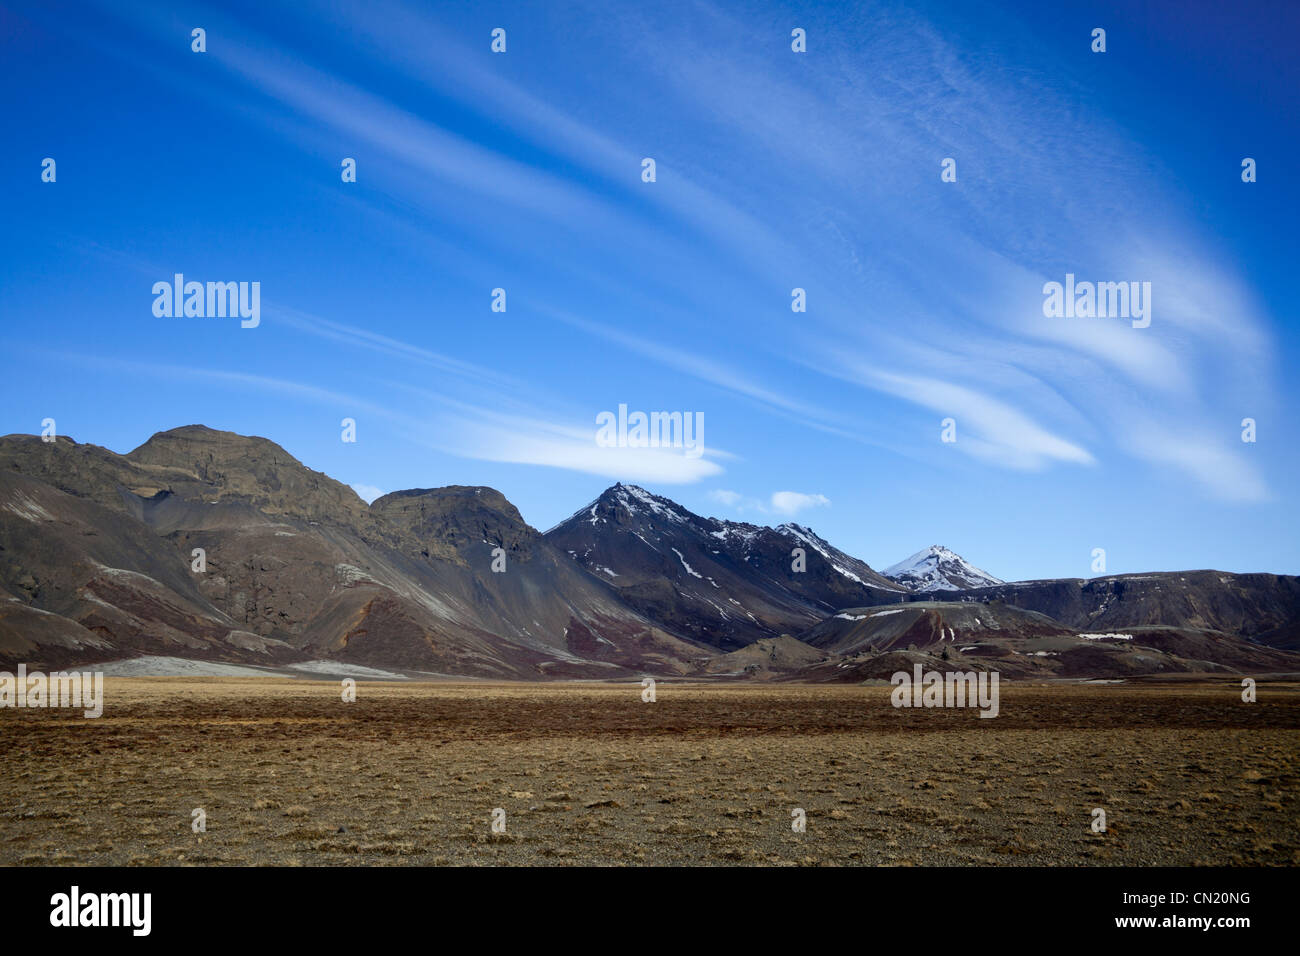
[2,425,1298,680]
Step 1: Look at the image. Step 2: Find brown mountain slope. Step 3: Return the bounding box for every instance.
[0,427,707,677]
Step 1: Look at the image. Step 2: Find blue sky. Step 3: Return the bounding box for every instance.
[2,0,1297,582]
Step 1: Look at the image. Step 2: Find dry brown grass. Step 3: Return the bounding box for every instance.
[1,679,1297,866]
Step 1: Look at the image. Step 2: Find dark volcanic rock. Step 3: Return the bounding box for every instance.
[916,573,1300,650]
[544,483,906,650]
[792,601,1300,682]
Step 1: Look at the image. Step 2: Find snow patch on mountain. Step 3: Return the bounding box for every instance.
[615,484,686,522]
[671,547,703,578]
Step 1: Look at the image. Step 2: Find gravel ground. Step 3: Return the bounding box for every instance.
[1,679,1296,866]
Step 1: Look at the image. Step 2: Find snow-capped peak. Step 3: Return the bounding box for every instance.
[543,483,687,533]
[775,523,831,553]
[883,545,1003,592]
[608,483,688,523]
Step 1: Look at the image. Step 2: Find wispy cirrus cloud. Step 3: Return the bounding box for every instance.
[1121,421,1270,504]
[846,366,1095,471]
[76,0,1280,506]
[589,0,1276,500]
[269,305,520,393]
[47,350,729,486]
[456,421,724,484]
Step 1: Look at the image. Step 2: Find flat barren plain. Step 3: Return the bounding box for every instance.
[2,679,1297,866]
